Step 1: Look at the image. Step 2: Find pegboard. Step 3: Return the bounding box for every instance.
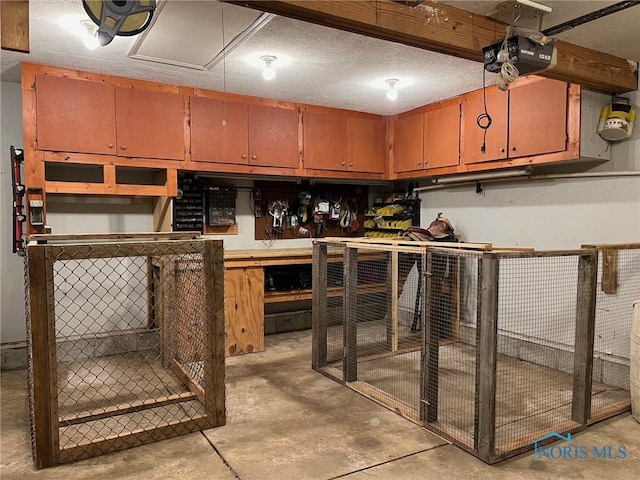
[253,181,367,240]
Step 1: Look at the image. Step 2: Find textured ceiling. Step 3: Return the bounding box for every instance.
[1,0,638,116]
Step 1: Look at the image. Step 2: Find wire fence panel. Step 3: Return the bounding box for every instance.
[351,245,425,423]
[494,253,582,457]
[423,248,481,452]
[313,243,345,382]
[590,246,639,421]
[25,236,225,469]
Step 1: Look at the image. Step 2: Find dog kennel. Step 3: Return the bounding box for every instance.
[312,239,638,463]
[24,233,226,468]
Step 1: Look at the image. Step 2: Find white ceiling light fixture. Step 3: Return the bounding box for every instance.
[80,19,100,50]
[385,79,399,101]
[261,55,277,80]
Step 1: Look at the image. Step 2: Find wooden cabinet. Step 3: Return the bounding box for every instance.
[460,78,568,165]
[36,74,117,155]
[115,86,185,160]
[460,87,508,164]
[424,101,460,169]
[191,99,299,169]
[35,74,184,160]
[303,110,346,170]
[347,116,386,173]
[393,111,424,172]
[191,96,249,164]
[225,267,264,356]
[508,78,567,158]
[248,104,299,168]
[303,111,386,174]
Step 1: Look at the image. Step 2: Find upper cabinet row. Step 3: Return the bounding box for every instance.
[393,76,575,177]
[32,67,602,183]
[33,73,386,176]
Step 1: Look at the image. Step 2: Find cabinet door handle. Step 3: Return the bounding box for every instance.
[120,145,127,151]
[417,161,422,166]
[107,144,113,149]
[500,148,505,153]
[341,162,345,166]
[511,147,517,151]
[241,154,247,159]
[251,155,257,160]
[349,163,353,167]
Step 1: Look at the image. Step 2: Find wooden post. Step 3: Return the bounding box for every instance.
[420,252,437,423]
[476,253,498,462]
[572,251,597,425]
[344,246,358,383]
[385,251,393,352]
[1,0,29,53]
[312,242,328,370]
[391,250,399,352]
[28,245,59,468]
[203,240,226,427]
[601,249,618,294]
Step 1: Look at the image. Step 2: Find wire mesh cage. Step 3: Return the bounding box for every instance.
[588,245,640,422]
[24,233,226,469]
[313,239,639,464]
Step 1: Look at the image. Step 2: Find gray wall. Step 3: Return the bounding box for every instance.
[1,82,25,344]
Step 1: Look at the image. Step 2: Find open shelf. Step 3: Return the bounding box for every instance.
[264,282,388,304]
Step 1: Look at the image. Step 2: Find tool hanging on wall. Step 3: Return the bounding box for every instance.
[10,146,26,255]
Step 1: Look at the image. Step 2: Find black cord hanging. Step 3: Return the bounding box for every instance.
[476,67,493,154]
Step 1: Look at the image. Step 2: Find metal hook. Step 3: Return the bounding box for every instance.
[512,4,522,26]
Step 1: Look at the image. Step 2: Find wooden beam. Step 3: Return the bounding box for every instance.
[1,0,29,53]
[228,0,637,93]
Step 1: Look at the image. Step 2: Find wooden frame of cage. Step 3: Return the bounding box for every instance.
[26,233,226,469]
[312,239,638,464]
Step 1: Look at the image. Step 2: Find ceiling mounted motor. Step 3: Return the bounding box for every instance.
[597,97,636,142]
[83,0,156,46]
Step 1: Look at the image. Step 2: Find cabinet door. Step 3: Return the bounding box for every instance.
[248,104,299,168]
[303,110,346,170]
[424,102,461,169]
[508,78,568,158]
[191,96,248,164]
[36,75,117,155]
[115,87,185,160]
[393,112,424,172]
[225,268,264,356]
[347,116,386,173]
[460,87,508,164]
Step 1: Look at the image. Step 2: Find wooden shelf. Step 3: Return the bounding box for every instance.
[264,282,388,304]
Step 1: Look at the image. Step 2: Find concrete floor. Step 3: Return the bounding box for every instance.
[2,330,640,479]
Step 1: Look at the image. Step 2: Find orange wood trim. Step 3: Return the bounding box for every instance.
[192,87,297,110]
[166,169,178,197]
[114,184,174,196]
[21,62,183,93]
[46,181,107,195]
[41,151,183,168]
[179,160,298,177]
[300,103,384,120]
[566,83,581,157]
[304,169,385,180]
[103,164,116,195]
[181,86,192,164]
[297,107,305,173]
[386,115,395,179]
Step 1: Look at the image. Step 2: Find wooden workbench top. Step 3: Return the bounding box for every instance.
[224,248,314,268]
